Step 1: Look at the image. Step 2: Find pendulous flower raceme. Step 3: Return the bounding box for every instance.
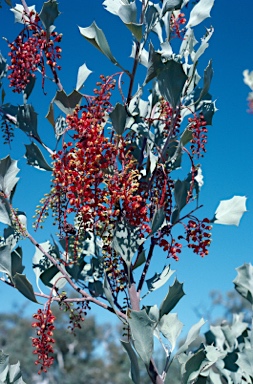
[7,8,62,93]
[31,304,56,374]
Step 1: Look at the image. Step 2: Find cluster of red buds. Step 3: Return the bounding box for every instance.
[188,114,208,158]
[170,12,187,39]
[158,238,183,261]
[180,218,212,257]
[7,10,62,93]
[31,304,56,374]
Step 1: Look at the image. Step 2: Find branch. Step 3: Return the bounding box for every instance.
[26,231,127,321]
[137,236,156,293]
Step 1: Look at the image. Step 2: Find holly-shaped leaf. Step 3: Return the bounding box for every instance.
[76,63,93,91]
[109,103,127,135]
[158,313,183,351]
[177,318,206,354]
[11,246,25,278]
[53,90,82,115]
[24,142,52,171]
[121,341,140,384]
[144,265,175,298]
[0,244,12,275]
[186,0,215,28]
[13,273,38,303]
[79,21,129,74]
[39,0,60,32]
[118,2,143,41]
[160,279,185,318]
[17,104,40,139]
[128,309,155,366]
[233,263,253,304]
[0,53,7,80]
[0,195,12,226]
[0,155,20,198]
[161,0,183,16]
[213,196,247,226]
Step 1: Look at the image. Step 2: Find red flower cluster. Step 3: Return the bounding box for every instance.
[170,12,186,39]
[188,114,208,158]
[183,218,212,257]
[49,76,150,243]
[7,10,62,93]
[31,306,56,374]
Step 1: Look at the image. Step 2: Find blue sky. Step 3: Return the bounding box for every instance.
[0,0,253,338]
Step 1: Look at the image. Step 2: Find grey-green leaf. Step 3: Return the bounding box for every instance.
[24,142,52,171]
[128,309,155,366]
[159,313,183,351]
[0,155,20,198]
[160,278,185,318]
[233,263,253,304]
[177,318,206,354]
[79,21,118,65]
[76,63,92,91]
[13,273,38,303]
[151,207,166,234]
[0,195,12,226]
[39,0,60,32]
[145,265,175,297]
[0,245,12,275]
[53,90,82,115]
[198,60,213,102]
[17,104,40,139]
[11,247,25,278]
[121,341,140,384]
[161,0,183,16]
[118,2,143,41]
[110,103,127,135]
[157,60,188,108]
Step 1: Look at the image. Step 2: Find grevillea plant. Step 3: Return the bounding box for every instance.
[0,0,249,383]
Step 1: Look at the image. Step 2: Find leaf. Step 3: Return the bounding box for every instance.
[103,0,129,15]
[158,313,183,351]
[144,265,175,297]
[236,349,253,379]
[39,0,60,32]
[0,195,12,226]
[11,247,25,278]
[0,155,20,198]
[171,179,191,224]
[157,60,188,109]
[128,309,155,366]
[233,263,253,304]
[198,60,213,102]
[32,241,51,293]
[5,0,12,6]
[0,350,9,379]
[112,220,145,267]
[186,0,215,28]
[79,22,120,66]
[53,90,82,115]
[24,142,52,171]
[10,4,36,24]
[0,245,12,275]
[0,53,7,79]
[121,341,140,384]
[9,361,22,382]
[17,104,40,139]
[133,249,146,270]
[161,0,183,15]
[23,75,36,103]
[76,63,92,91]
[159,278,185,318]
[177,318,206,354]
[13,273,38,303]
[213,196,247,226]
[46,102,55,127]
[40,266,67,290]
[54,115,67,140]
[151,207,166,234]
[183,349,207,384]
[109,103,127,135]
[118,2,143,41]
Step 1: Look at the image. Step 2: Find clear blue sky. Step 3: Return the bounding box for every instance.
[0,0,253,337]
